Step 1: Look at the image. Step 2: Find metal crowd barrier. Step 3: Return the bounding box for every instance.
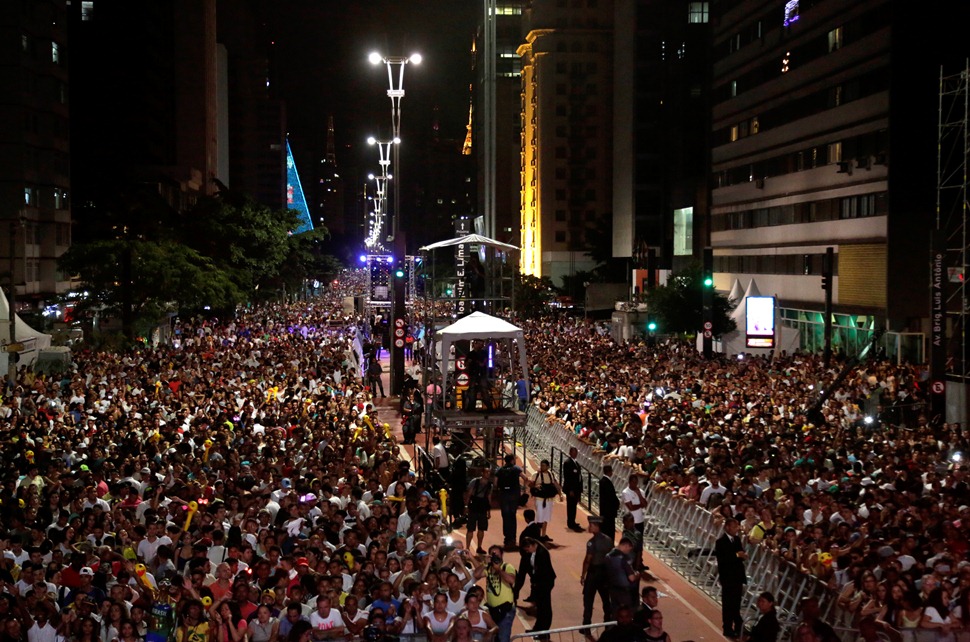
[521,408,856,642]
[511,622,616,642]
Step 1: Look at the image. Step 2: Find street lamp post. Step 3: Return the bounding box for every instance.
[370,51,420,396]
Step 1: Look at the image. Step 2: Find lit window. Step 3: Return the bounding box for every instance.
[495,4,522,15]
[751,117,759,134]
[828,27,843,52]
[781,51,791,73]
[51,41,60,64]
[688,2,709,23]
[731,80,738,97]
[673,208,694,256]
[21,34,28,53]
[827,142,842,164]
[730,125,739,142]
[24,186,36,206]
[81,1,94,21]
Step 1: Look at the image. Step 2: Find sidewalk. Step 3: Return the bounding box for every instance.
[370,352,727,641]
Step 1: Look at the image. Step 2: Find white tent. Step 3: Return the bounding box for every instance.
[727,278,745,304]
[0,287,52,374]
[434,311,529,407]
[419,234,519,252]
[698,278,800,356]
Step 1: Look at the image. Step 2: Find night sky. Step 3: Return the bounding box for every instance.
[264,1,480,183]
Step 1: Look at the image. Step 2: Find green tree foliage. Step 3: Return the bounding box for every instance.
[515,273,558,319]
[644,264,737,336]
[60,187,335,337]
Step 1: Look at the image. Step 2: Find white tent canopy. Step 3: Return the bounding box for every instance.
[0,287,52,374]
[419,234,519,253]
[727,278,745,304]
[434,311,529,407]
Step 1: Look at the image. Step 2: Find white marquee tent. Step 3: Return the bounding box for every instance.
[0,287,51,374]
[434,311,529,406]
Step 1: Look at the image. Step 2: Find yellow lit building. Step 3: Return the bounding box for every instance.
[517,2,614,282]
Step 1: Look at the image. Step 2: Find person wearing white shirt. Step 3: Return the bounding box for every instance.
[27,617,61,642]
[308,595,345,638]
[698,472,728,508]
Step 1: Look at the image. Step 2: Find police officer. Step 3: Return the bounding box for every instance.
[580,518,614,627]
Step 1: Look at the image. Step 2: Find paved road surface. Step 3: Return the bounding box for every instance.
[370,353,729,641]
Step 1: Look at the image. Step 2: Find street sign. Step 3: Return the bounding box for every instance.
[932,380,945,394]
[703,321,713,330]
[456,357,466,371]
[703,330,712,339]
[457,373,469,386]
[395,318,405,328]
[394,328,405,338]
[2,343,24,353]
[394,338,405,348]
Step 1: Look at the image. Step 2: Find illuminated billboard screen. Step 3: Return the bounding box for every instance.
[746,296,775,348]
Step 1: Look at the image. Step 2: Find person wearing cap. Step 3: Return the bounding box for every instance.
[581,518,613,627]
[605,537,638,610]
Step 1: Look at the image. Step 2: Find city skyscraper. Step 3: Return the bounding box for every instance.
[518,0,615,282]
[0,0,73,302]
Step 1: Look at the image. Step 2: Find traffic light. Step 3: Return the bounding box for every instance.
[702,247,714,288]
[394,268,405,278]
[647,320,657,333]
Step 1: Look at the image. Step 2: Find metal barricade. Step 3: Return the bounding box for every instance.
[511,622,617,642]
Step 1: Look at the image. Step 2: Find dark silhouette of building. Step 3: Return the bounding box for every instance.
[316,115,346,235]
[68,0,221,221]
[614,0,712,274]
[0,0,73,300]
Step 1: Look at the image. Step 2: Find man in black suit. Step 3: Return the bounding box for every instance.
[515,537,556,637]
[599,465,620,542]
[745,592,780,642]
[561,447,584,532]
[714,518,748,639]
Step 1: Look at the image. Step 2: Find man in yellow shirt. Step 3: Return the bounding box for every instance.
[473,546,517,642]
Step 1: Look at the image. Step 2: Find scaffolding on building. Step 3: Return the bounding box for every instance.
[937,62,970,380]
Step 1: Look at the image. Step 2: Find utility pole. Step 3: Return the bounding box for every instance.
[702,247,713,358]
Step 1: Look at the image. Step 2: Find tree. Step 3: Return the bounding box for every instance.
[515,273,558,319]
[59,185,334,337]
[644,264,737,336]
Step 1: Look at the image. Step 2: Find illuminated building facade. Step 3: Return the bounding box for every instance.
[518,0,614,282]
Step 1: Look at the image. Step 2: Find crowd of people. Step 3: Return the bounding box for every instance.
[6,274,970,642]
[517,315,970,642]
[0,274,551,642]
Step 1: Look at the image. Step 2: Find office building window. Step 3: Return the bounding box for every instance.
[751,116,760,134]
[495,4,522,15]
[555,209,566,221]
[81,1,94,20]
[731,80,738,97]
[555,231,566,243]
[24,186,36,207]
[52,41,60,64]
[827,142,842,164]
[673,207,694,256]
[730,125,739,142]
[828,27,843,52]
[688,2,709,23]
[21,34,29,53]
